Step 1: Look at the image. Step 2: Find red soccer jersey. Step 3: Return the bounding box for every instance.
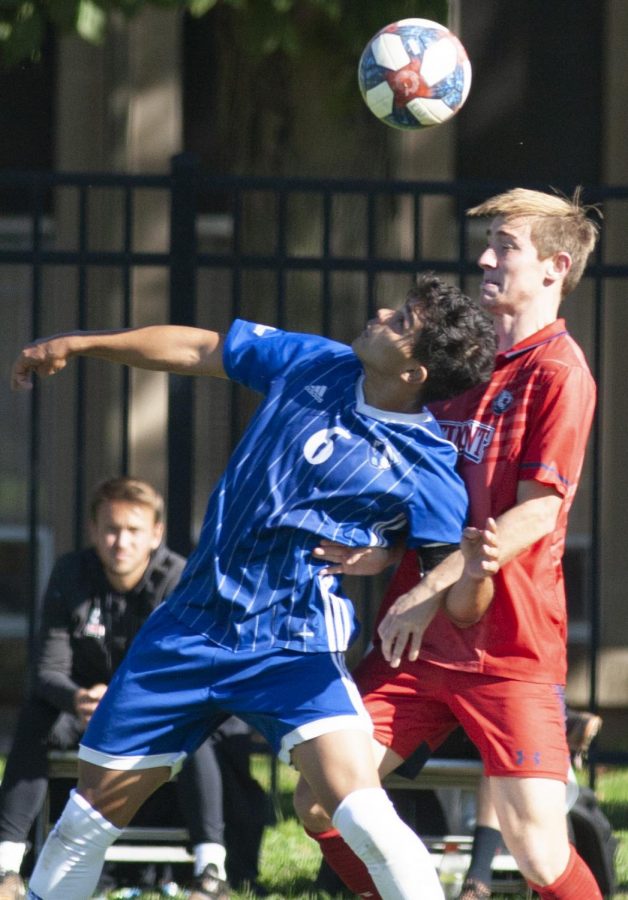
[377,320,596,684]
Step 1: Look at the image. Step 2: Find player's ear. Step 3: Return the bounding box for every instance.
[151,520,165,550]
[545,250,572,281]
[402,364,428,386]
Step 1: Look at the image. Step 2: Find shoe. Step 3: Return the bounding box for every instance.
[0,871,25,900]
[187,864,231,900]
[566,709,603,768]
[459,878,491,899]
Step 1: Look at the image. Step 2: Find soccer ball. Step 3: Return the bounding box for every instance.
[358,18,472,130]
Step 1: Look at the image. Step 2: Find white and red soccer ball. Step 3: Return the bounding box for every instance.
[358,18,472,130]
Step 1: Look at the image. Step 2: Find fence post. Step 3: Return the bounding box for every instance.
[167,153,199,555]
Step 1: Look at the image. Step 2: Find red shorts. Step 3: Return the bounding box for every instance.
[355,648,570,781]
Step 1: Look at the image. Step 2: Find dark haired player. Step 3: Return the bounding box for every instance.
[11,273,495,900]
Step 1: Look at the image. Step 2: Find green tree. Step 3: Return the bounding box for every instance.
[0,0,448,66]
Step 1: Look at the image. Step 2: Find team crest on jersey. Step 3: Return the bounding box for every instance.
[83,606,106,639]
[439,419,494,464]
[305,384,328,403]
[369,440,400,470]
[492,389,514,414]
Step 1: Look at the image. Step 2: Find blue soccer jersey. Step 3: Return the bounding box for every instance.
[167,320,467,654]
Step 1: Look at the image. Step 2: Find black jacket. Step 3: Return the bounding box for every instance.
[33,543,186,714]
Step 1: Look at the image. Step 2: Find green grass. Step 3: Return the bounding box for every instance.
[248,766,628,900]
[4,755,627,898]
[593,766,628,900]
[114,761,628,899]
[241,761,628,899]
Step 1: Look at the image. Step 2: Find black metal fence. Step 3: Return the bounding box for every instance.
[2,154,626,767]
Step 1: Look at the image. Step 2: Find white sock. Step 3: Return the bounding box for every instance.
[0,840,27,873]
[193,842,227,879]
[28,789,122,900]
[332,787,445,900]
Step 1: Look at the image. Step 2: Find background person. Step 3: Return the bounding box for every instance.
[0,477,264,900]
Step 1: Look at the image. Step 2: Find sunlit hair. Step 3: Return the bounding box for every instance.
[406,273,496,403]
[467,187,601,297]
[89,476,164,524]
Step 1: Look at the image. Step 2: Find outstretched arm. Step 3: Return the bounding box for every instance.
[11,325,226,391]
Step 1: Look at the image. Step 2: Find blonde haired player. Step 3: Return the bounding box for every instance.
[298,188,603,900]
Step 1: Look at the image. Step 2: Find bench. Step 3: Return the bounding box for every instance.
[39,742,280,864]
[38,751,194,863]
[384,758,528,895]
[384,757,484,792]
[41,750,528,893]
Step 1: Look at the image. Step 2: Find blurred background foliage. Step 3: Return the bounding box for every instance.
[0,0,448,67]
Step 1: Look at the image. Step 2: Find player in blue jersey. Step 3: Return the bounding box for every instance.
[12,273,496,900]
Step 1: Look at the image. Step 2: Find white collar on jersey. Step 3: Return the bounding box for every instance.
[355,375,433,425]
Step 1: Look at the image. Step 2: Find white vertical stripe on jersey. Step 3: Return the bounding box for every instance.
[319,574,353,653]
[329,651,372,725]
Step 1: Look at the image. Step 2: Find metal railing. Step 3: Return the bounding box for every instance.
[1,154,625,768]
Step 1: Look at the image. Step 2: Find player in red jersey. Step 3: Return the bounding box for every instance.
[294,188,603,900]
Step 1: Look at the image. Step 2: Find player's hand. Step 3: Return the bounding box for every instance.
[460,517,499,580]
[11,334,76,391]
[73,683,108,726]
[312,540,398,576]
[378,590,439,669]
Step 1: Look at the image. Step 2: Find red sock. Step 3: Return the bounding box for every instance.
[527,845,603,899]
[305,826,382,898]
